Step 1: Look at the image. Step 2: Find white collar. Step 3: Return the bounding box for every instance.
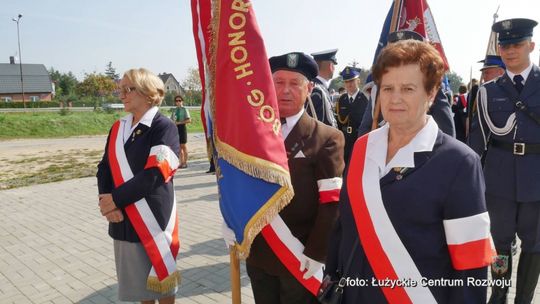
[121,106,159,143]
[281,108,304,139]
[348,89,360,100]
[316,76,330,89]
[507,61,533,84]
[368,116,438,178]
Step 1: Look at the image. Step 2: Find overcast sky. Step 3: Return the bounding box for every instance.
[1,0,539,84]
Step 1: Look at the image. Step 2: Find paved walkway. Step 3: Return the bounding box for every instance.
[1,159,539,303]
[0,160,254,304]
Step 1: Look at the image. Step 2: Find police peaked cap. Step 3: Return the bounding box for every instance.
[492,18,538,45]
[478,55,506,71]
[340,66,361,81]
[387,30,424,43]
[310,49,338,64]
[269,52,319,80]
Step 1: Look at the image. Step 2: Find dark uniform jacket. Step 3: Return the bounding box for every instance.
[307,77,337,127]
[326,125,489,303]
[469,65,540,203]
[96,112,180,242]
[451,94,468,142]
[358,88,455,138]
[247,112,345,276]
[336,91,369,162]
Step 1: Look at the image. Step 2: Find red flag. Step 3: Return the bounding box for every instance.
[394,0,450,70]
[191,0,326,295]
[191,0,293,259]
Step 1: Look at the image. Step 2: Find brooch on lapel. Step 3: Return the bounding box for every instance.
[131,129,142,142]
[393,167,411,181]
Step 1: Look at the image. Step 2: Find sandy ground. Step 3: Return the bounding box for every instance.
[0,133,207,160]
[0,133,208,189]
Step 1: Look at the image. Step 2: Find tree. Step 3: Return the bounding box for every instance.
[58,72,78,98]
[105,61,120,81]
[181,67,202,92]
[49,67,79,98]
[77,72,116,98]
[182,67,202,106]
[446,71,464,95]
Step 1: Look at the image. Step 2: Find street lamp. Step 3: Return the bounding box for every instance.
[12,14,25,109]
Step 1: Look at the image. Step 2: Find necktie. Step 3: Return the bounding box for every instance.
[280,117,287,125]
[349,96,353,104]
[513,74,524,94]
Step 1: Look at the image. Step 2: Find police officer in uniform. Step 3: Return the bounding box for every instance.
[307,49,338,127]
[466,55,506,136]
[336,66,369,163]
[468,18,540,304]
[357,30,455,138]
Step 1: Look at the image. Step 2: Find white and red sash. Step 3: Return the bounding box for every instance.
[261,215,323,295]
[108,120,180,293]
[348,134,494,303]
[348,135,437,303]
[260,176,341,295]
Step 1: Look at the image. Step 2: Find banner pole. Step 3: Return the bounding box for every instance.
[230,245,241,304]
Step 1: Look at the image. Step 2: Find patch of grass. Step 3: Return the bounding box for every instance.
[0,150,102,189]
[13,157,40,164]
[0,109,202,139]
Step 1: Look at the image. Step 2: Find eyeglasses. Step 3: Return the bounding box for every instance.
[175,99,183,102]
[118,86,137,95]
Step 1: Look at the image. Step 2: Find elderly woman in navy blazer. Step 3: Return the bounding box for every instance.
[324,40,495,303]
[97,68,180,304]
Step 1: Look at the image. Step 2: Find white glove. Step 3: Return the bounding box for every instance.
[221,221,237,248]
[299,254,324,280]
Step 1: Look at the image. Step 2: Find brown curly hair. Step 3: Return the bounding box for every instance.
[372,40,445,94]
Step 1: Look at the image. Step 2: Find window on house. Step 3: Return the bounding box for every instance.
[3,97,12,102]
[30,96,40,102]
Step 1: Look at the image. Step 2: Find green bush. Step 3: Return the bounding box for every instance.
[59,108,71,116]
[0,101,61,108]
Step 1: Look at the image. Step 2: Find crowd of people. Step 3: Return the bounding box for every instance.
[95,16,539,304]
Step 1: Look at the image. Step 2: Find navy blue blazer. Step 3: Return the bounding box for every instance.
[326,131,488,303]
[96,112,180,242]
[336,92,369,162]
[307,77,337,127]
[468,65,540,202]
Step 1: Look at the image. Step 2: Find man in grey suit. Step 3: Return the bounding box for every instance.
[469,18,540,304]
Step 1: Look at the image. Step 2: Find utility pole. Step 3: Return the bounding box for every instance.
[12,14,26,109]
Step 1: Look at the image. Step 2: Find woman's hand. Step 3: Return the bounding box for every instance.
[104,208,124,223]
[98,193,117,215]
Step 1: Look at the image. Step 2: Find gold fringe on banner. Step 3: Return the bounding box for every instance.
[216,140,294,259]
[146,271,181,294]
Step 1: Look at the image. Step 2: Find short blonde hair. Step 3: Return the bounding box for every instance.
[123,68,165,106]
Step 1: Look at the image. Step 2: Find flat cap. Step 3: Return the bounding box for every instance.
[340,66,361,81]
[492,18,537,45]
[269,52,319,80]
[479,55,506,71]
[388,30,424,43]
[310,49,338,64]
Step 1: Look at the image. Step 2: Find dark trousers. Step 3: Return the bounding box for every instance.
[486,194,540,253]
[487,195,540,303]
[247,264,318,304]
